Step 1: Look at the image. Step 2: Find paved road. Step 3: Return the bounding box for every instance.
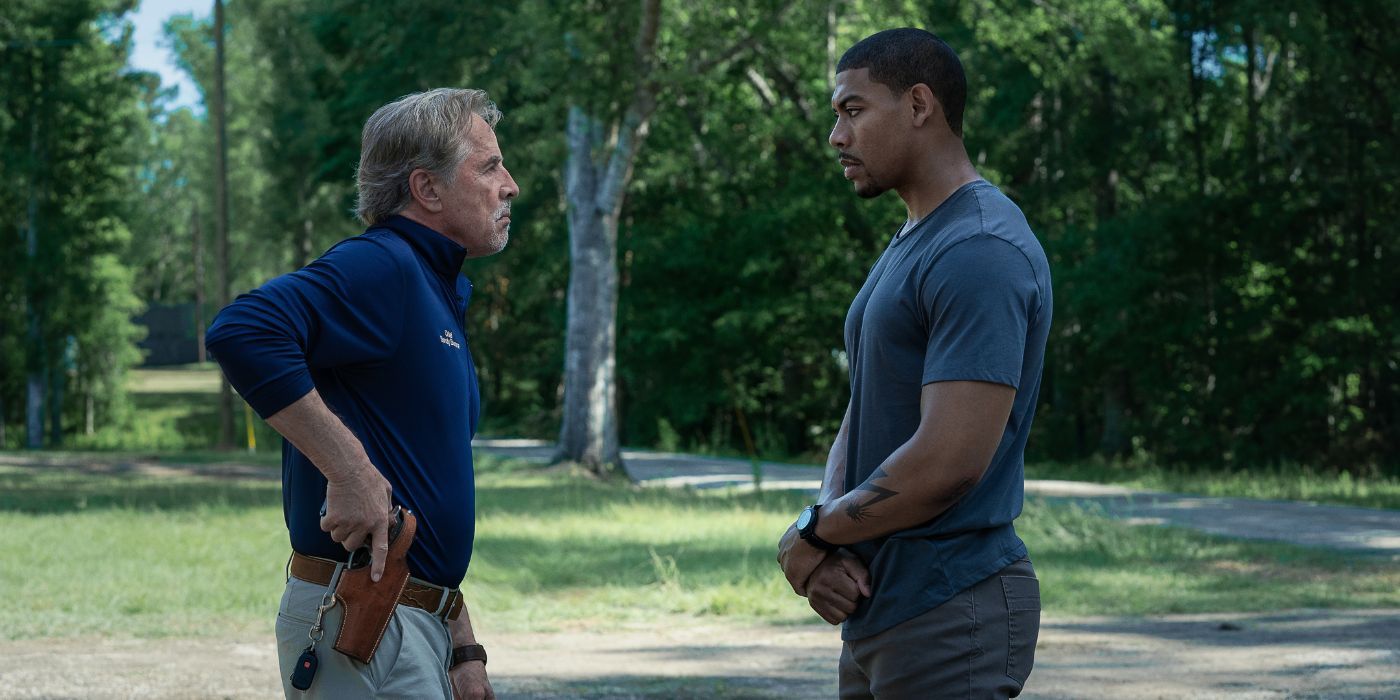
[474,439,1400,555]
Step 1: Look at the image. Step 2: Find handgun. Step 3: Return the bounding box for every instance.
[318,499,406,569]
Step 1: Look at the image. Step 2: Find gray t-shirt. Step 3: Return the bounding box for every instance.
[841,179,1052,640]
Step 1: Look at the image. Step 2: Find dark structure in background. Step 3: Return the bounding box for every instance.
[136,303,200,366]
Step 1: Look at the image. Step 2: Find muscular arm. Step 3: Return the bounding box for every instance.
[778,403,872,605]
[265,388,394,580]
[814,380,1014,545]
[817,404,852,504]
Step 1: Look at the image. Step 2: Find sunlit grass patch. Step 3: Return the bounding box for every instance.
[1019,497,1400,615]
[0,456,1394,641]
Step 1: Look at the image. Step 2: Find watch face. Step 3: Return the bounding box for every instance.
[796,507,814,531]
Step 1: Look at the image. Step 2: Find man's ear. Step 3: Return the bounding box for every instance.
[908,83,941,130]
[408,168,443,213]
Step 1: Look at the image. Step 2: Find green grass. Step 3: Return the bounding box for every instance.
[53,365,1399,511]
[0,455,1395,641]
[1027,460,1400,511]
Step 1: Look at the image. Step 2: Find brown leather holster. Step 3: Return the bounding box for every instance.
[332,509,417,664]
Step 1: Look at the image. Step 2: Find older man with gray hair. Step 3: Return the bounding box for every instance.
[207,88,518,699]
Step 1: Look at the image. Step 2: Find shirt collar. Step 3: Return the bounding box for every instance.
[376,214,468,279]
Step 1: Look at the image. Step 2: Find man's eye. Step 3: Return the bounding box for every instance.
[846,109,861,117]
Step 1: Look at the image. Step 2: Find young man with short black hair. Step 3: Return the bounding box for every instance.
[777,28,1052,699]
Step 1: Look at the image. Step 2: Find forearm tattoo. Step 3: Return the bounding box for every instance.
[844,467,899,523]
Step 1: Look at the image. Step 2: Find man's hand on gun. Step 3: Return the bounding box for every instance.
[320,467,395,582]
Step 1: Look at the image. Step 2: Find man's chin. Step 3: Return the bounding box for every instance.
[854,181,887,199]
[486,230,509,254]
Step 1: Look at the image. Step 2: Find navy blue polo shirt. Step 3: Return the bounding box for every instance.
[206,215,481,588]
[841,180,1052,640]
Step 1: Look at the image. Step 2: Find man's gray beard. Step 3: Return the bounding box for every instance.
[484,227,509,254]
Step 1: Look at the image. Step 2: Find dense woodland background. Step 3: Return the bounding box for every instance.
[2,0,1396,474]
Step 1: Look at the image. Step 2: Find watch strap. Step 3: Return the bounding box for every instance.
[798,505,839,552]
[802,528,839,551]
[450,643,487,668]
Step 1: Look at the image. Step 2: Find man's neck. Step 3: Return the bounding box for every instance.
[894,145,981,222]
[397,207,468,249]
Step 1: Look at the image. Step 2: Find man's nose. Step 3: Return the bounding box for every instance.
[829,122,848,150]
[502,169,520,200]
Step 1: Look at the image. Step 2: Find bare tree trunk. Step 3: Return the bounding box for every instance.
[1185,1,1208,197]
[1244,23,1260,186]
[554,0,662,479]
[298,215,315,269]
[557,108,623,475]
[48,352,64,447]
[193,203,207,363]
[24,101,44,450]
[213,0,236,448]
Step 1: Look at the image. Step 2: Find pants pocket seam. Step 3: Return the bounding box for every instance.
[1001,575,1040,685]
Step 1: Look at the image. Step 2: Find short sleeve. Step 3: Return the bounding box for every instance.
[205,237,407,418]
[920,235,1040,389]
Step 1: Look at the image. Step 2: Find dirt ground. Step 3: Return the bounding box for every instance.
[2,609,1396,699]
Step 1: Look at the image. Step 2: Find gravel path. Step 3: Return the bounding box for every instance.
[4,610,1397,699]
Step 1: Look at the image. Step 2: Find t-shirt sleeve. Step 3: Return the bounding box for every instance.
[920,235,1040,389]
[204,237,407,419]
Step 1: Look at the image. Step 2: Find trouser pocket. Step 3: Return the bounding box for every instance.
[1001,569,1040,685]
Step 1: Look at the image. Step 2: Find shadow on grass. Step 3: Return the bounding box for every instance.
[473,534,773,591]
[0,469,280,514]
[1044,609,1400,650]
[494,673,831,700]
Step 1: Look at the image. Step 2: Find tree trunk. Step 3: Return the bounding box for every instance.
[48,354,64,447]
[193,203,207,363]
[557,107,623,475]
[213,0,236,448]
[298,215,315,269]
[295,188,315,268]
[24,103,44,450]
[554,0,661,479]
[1185,1,1208,197]
[1244,23,1260,186]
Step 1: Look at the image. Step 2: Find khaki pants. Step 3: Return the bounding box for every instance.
[839,559,1040,699]
[275,575,453,699]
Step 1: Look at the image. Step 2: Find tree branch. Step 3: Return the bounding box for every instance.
[687,0,797,76]
[597,0,662,215]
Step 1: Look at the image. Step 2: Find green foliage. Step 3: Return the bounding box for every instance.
[5,0,1398,472]
[0,0,148,447]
